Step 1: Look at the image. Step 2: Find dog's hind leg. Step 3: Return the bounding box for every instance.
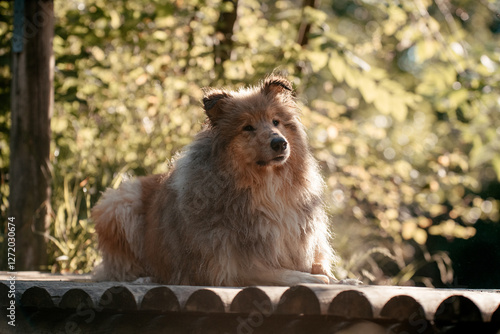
[92,179,148,281]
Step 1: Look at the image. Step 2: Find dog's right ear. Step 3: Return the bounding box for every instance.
[262,75,294,98]
[202,89,231,125]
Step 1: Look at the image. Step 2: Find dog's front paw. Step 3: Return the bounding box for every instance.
[329,277,363,285]
[132,277,154,284]
[310,274,330,284]
[279,270,332,285]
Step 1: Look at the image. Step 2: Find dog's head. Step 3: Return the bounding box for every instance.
[203,75,304,169]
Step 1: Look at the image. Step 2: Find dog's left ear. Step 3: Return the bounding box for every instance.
[262,76,294,97]
[202,89,231,125]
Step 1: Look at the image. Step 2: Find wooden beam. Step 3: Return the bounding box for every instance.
[8,0,54,271]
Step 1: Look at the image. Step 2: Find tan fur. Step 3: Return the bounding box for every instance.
[92,75,339,286]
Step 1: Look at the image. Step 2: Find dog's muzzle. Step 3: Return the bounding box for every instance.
[270,137,288,154]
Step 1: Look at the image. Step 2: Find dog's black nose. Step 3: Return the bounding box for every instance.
[271,137,287,152]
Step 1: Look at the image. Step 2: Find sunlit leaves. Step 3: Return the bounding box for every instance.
[382,4,408,36]
[328,52,347,82]
[429,220,476,240]
[402,220,428,245]
[307,51,328,72]
[323,49,419,122]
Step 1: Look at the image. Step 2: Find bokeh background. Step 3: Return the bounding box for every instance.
[0,0,499,287]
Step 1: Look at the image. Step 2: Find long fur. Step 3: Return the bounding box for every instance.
[92,75,339,286]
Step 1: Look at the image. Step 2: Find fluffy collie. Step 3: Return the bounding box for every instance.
[92,75,341,286]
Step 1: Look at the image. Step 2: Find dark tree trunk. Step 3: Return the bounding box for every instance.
[214,0,238,79]
[7,0,54,271]
[297,0,319,47]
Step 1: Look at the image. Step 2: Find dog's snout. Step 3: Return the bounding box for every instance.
[271,137,287,152]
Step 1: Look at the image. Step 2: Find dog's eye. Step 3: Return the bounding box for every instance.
[243,125,255,131]
[272,120,280,126]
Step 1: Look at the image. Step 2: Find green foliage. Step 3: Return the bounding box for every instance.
[47,175,100,273]
[300,0,500,286]
[1,0,499,285]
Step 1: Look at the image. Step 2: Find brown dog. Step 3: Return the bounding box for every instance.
[92,75,340,286]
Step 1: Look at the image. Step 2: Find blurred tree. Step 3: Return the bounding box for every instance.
[0,0,498,285]
[0,2,12,222]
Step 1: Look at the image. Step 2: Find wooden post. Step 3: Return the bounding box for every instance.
[8,0,54,270]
